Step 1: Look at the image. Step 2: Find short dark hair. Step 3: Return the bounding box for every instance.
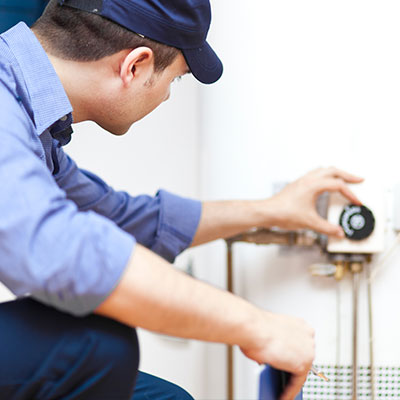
[32,0,179,72]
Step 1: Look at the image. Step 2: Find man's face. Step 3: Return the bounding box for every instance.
[97,52,190,135]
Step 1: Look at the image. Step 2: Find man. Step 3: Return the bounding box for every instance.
[0,1,362,399]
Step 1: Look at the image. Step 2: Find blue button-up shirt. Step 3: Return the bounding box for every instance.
[0,22,201,316]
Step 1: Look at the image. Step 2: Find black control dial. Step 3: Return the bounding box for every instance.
[339,204,375,241]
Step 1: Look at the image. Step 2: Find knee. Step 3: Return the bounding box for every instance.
[166,383,194,400]
[135,372,194,400]
[83,316,140,381]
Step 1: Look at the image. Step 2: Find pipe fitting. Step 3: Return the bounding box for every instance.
[334,260,347,281]
[309,263,337,277]
[350,261,363,274]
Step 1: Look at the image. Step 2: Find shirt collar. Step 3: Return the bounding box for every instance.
[1,22,73,137]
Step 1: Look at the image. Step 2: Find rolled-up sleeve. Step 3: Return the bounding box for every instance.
[55,149,202,262]
[151,190,201,261]
[0,89,135,316]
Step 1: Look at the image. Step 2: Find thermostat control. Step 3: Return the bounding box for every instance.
[326,182,385,254]
[339,204,375,241]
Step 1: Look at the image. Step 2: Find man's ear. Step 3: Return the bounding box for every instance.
[120,47,154,87]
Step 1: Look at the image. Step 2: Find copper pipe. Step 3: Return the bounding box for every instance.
[335,282,342,400]
[227,228,317,247]
[226,242,234,400]
[350,261,363,400]
[351,270,359,400]
[367,263,375,400]
[331,257,347,400]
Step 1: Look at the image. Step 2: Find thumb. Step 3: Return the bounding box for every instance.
[280,374,307,400]
[309,215,344,237]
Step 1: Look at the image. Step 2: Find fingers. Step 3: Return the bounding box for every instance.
[280,373,308,400]
[320,178,362,205]
[337,183,361,204]
[318,166,364,183]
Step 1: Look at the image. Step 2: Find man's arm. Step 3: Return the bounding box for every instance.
[0,88,135,316]
[192,167,363,246]
[95,244,315,400]
[54,148,201,263]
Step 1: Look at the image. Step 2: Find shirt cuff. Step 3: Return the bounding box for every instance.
[151,190,202,263]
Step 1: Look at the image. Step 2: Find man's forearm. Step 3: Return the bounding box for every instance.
[191,199,279,246]
[95,244,315,395]
[96,244,263,347]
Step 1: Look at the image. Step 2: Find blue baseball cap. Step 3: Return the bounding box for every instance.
[58,0,223,84]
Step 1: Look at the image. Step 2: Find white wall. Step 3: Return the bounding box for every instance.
[199,1,400,399]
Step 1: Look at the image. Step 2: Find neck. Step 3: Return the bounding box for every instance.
[32,29,95,123]
[47,55,90,123]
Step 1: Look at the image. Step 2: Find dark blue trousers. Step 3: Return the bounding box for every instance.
[0,298,193,400]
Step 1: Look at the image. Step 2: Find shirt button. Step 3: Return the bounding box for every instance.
[60,115,68,122]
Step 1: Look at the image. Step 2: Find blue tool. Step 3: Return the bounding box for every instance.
[259,365,303,400]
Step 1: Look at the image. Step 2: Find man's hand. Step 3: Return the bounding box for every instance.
[192,167,363,246]
[241,312,315,400]
[267,167,363,237]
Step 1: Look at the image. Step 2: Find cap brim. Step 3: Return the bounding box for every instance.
[182,41,223,84]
